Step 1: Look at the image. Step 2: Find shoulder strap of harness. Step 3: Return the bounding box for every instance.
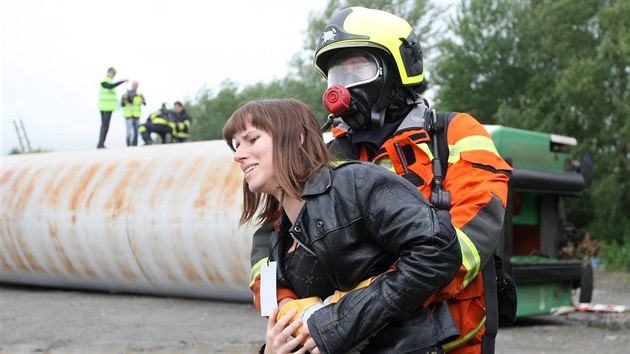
[436,111,451,179]
[426,110,456,210]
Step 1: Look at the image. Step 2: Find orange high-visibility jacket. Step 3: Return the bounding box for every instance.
[249,109,512,353]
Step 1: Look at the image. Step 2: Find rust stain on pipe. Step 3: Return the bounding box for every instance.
[85,163,118,210]
[15,229,44,273]
[1,229,28,271]
[69,164,101,212]
[116,260,137,280]
[48,221,77,274]
[0,251,12,271]
[180,258,203,284]
[80,258,97,278]
[104,165,131,219]
[0,168,16,190]
[43,253,61,274]
[1,142,255,301]
[12,166,43,215]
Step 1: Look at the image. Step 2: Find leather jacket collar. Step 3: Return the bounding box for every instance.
[301,166,335,198]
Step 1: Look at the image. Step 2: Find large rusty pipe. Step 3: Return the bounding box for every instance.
[0,141,256,301]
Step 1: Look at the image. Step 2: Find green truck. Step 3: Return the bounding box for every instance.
[487,125,594,317]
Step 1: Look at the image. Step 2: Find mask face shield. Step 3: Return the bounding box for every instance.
[327,50,382,89]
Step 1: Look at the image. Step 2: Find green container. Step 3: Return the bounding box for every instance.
[515,282,574,317]
[512,193,540,225]
[485,125,574,173]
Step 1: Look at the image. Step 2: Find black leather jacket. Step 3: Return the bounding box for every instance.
[270,161,462,353]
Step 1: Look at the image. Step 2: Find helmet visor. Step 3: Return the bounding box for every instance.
[327,50,382,89]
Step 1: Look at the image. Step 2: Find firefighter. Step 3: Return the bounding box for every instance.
[121,80,146,146]
[171,101,192,143]
[139,103,174,145]
[249,7,513,354]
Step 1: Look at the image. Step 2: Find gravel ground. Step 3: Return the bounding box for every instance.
[1,268,628,353]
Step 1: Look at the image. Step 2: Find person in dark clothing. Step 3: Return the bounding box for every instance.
[139,103,174,145]
[97,67,127,148]
[171,101,192,143]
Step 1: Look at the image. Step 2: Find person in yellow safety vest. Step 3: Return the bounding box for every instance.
[172,101,192,143]
[97,67,127,149]
[121,80,146,146]
[139,103,174,145]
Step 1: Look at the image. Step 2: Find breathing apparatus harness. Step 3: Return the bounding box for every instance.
[425,109,452,211]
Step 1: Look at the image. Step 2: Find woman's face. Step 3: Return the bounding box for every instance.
[232,122,278,196]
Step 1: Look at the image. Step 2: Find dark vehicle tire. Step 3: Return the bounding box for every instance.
[579,263,594,303]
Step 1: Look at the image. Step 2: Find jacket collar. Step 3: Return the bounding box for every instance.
[395,103,428,133]
[331,98,429,145]
[302,167,332,197]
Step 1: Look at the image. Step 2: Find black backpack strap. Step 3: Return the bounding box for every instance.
[494,253,518,325]
[426,110,455,210]
[435,111,451,177]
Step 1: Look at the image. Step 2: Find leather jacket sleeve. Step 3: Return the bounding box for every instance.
[308,165,462,354]
[250,221,274,268]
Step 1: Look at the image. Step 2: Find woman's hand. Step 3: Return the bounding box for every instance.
[264,307,310,354]
[299,324,321,354]
[278,297,294,309]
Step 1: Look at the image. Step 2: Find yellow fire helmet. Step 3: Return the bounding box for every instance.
[313,7,424,88]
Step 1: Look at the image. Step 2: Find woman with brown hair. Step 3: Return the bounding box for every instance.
[223,98,462,354]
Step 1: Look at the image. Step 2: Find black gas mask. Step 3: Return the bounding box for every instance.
[322,49,408,132]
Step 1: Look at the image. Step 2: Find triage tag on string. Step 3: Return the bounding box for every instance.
[260,261,278,317]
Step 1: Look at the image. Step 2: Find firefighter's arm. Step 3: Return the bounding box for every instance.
[250,221,297,313]
[177,119,191,133]
[437,113,512,298]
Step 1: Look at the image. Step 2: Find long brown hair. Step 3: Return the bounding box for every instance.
[222,98,333,225]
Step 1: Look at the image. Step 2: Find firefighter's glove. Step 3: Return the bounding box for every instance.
[324,290,345,304]
[276,296,324,338]
[323,276,377,305]
[177,122,185,131]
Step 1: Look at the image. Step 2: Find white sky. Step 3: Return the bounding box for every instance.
[1,0,327,154]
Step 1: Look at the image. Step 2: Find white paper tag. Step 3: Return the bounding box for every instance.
[260,261,278,317]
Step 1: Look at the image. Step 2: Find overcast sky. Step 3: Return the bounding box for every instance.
[1,0,327,154]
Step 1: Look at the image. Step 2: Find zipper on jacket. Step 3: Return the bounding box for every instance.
[289,231,315,255]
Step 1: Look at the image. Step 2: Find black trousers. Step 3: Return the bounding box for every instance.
[97,111,113,148]
[141,123,173,145]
